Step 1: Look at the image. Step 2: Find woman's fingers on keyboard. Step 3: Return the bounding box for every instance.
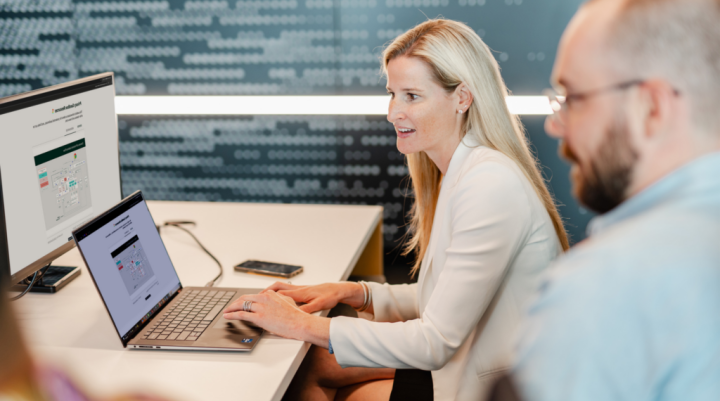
[276,289,305,302]
[264,281,299,293]
[298,302,321,313]
[224,293,262,313]
[223,310,256,323]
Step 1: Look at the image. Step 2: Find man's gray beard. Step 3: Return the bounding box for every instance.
[561,115,638,214]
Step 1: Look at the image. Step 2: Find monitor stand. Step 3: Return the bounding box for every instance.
[12,265,81,294]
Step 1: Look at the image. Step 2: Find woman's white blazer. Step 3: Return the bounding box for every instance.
[329,135,562,401]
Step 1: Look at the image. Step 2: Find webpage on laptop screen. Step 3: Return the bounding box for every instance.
[77,198,180,338]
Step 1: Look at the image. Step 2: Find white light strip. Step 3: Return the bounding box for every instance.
[115,95,552,116]
[505,96,554,115]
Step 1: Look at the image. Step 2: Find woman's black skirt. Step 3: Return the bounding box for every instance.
[389,369,433,401]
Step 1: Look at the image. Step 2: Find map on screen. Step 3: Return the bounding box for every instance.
[110,234,156,296]
[33,137,92,231]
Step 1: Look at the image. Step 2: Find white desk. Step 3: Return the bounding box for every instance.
[13,201,383,401]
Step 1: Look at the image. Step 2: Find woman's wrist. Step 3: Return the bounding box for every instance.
[338,281,365,309]
[302,315,331,348]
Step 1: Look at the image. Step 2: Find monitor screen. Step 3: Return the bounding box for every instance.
[0,73,122,283]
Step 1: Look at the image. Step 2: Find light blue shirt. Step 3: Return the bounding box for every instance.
[513,153,720,401]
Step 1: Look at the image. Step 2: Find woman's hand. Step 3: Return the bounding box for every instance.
[263,281,367,313]
[222,290,330,348]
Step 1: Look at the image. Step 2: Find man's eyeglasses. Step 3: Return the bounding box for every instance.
[544,79,681,121]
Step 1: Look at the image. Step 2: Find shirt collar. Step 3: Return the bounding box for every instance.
[588,152,720,236]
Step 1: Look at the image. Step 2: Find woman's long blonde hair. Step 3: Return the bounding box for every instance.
[383,19,570,275]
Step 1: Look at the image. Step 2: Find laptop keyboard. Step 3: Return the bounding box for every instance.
[143,290,235,342]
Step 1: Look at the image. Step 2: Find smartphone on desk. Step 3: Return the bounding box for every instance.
[234,260,304,278]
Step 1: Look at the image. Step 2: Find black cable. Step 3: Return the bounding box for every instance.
[159,221,222,287]
[11,260,53,301]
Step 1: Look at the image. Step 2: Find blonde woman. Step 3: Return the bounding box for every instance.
[224,19,569,401]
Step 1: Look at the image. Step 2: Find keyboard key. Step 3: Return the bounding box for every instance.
[167,333,179,340]
[157,335,168,340]
[177,331,191,340]
[187,336,198,341]
[202,305,224,321]
[148,333,159,340]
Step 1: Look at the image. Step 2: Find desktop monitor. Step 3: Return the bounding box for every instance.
[0,72,122,287]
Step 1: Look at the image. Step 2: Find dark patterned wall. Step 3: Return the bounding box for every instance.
[0,0,592,265]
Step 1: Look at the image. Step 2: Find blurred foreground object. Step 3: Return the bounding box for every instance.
[0,285,171,401]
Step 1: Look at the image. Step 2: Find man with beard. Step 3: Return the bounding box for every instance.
[508,0,720,399]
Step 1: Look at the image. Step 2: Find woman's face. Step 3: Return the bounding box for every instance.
[386,56,466,157]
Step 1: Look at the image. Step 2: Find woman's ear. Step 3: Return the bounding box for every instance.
[456,83,474,113]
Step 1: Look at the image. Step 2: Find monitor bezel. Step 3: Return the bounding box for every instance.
[0,72,123,286]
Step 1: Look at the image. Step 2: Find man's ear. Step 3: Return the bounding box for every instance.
[456,83,474,111]
[640,79,675,140]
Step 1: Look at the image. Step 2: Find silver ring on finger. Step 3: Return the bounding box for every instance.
[243,300,253,312]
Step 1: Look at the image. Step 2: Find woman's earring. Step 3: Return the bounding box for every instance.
[457,109,463,114]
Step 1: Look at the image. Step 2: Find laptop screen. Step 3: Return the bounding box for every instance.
[74,192,181,344]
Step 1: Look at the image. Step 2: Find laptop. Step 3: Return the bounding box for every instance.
[72,190,263,351]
